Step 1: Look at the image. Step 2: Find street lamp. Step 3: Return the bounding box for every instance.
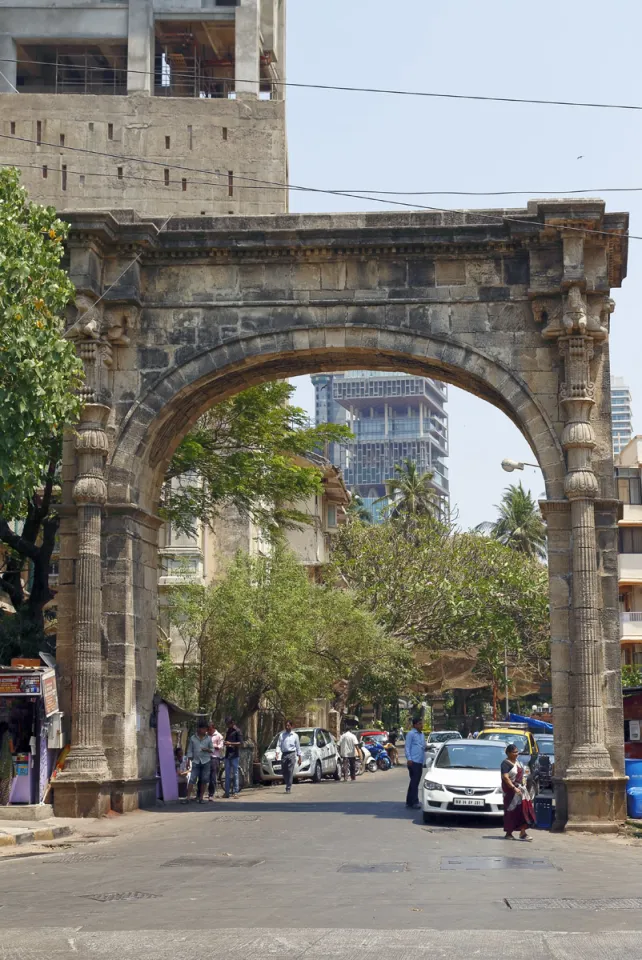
[501,458,540,473]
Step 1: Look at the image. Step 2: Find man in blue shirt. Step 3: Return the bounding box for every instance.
[405,717,426,809]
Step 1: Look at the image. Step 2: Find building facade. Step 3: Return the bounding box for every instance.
[611,376,633,458]
[0,0,287,217]
[312,371,449,520]
[616,436,642,667]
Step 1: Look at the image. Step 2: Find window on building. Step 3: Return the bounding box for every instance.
[618,476,642,505]
[16,43,127,95]
[620,528,642,554]
[326,505,337,529]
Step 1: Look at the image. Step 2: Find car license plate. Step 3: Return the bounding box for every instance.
[453,797,484,807]
[272,764,282,772]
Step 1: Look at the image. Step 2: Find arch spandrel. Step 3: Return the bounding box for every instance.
[54,201,629,829]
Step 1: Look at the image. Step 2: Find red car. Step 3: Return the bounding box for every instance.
[355,729,389,743]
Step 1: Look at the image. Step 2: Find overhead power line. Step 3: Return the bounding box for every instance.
[2,56,642,113]
[0,131,635,242]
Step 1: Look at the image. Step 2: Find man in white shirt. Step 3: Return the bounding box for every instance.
[207,722,225,800]
[182,722,213,804]
[339,729,359,781]
[276,721,301,793]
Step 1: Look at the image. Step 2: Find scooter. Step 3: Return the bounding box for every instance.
[363,740,392,771]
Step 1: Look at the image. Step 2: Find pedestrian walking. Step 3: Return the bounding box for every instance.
[404,717,426,810]
[501,743,535,841]
[182,722,213,804]
[224,718,243,798]
[207,722,225,800]
[276,721,302,793]
[338,728,359,781]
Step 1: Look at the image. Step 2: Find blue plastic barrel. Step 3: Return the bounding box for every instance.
[534,795,554,830]
[625,759,642,791]
[627,787,642,819]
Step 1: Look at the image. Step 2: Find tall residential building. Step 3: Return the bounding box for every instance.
[611,377,633,458]
[616,436,642,667]
[0,0,287,217]
[312,372,449,521]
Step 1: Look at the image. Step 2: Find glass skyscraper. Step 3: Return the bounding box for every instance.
[611,376,633,458]
[311,372,449,521]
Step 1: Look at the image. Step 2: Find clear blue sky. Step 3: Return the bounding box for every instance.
[284,0,642,529]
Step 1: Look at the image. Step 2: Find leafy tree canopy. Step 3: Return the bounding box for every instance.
[162,381,352,538]
[330,517,550,694]
[375,458,441,522]
[0,168,82,519]
[159,546,417,725]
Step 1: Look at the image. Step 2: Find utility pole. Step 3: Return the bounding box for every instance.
[504,640,510,719]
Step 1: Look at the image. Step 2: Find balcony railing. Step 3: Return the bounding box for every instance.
[622,612,642,623]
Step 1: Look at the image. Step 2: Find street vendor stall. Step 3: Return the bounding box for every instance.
[0,662,64,808]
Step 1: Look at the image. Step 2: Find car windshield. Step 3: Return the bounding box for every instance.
[435,743,505,770]
[363,734,386,745]
[428,731,462,743]
[536,738,555,755]
[268,729,315,750]
[478,732,529,753]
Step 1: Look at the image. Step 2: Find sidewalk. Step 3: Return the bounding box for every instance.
[0,819,73,849]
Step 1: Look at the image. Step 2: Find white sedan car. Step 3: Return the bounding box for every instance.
[261,727,340,783]
[422,740,507,822]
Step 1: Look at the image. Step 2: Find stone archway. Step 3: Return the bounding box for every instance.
[54,200,628,829]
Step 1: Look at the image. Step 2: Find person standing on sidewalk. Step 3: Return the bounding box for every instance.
[405,717,426,810]
[182,722,213,804]
[224,718,243,798]
[276,721,301,793]
[338,728,359,781]
[207,722,225,801]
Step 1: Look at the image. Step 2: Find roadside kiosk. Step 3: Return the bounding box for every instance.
[0,661,64,807]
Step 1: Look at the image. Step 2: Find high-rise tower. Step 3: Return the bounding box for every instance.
[611,376,634,458]
[313,371,449,521]
[0,0,287,217]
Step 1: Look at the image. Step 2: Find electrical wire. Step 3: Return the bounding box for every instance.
[2,56,642,113]
[0,131,635,242]
[9,157,642,201]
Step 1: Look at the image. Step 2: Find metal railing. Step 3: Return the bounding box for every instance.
[622,612,642,623]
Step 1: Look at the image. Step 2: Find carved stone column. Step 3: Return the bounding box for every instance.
[62,403,110,781]
[558,336,613,778]
[55,299,113,816]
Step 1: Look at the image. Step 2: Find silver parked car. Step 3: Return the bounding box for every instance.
[261,727,341,783]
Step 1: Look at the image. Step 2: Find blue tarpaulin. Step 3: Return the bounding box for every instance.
[507,712,553,734]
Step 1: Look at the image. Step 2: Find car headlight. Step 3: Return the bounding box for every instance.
[423,779,444,792]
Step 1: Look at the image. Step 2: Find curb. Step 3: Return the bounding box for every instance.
[0,825,72,848]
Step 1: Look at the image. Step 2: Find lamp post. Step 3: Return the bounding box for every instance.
[501,458,540,473]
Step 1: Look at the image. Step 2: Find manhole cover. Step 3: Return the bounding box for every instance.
[48,855,117,864]
[441,857,554,871]
[82,892,159,902]
[211,816,261,823]
[161,856,264,868]
[506,897,642,911]
[338,862,408,874]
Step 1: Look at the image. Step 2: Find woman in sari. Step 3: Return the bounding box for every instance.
[501,743,535,841]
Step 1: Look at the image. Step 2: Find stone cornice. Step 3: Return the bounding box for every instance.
[62,204,628,285]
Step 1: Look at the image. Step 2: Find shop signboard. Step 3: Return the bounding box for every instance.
[631,720,641,742]
[42,670,58,717]
[0,673,42,696]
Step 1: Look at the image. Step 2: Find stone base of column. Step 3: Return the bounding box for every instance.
[563,776,627,833]
[53,776,158,817]
[53,780,111,818]
[110,777,157,814]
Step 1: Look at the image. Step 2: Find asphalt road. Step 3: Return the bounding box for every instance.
[1,765,642,959]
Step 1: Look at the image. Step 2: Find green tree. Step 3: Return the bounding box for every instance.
[344,493,372,524]
[162,381,352,538]
[0,169,82,658]
[476,482,547,560]
[375,458,441,522]
[160,547,414,725]
[331,517,550,709]
[622,664,642,689]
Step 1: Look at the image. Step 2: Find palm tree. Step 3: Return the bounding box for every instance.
[345,493,372,524]
[375,458,441,521]
[476,482,546,560]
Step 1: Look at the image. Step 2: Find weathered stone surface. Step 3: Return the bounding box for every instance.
[53,201,629,826]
